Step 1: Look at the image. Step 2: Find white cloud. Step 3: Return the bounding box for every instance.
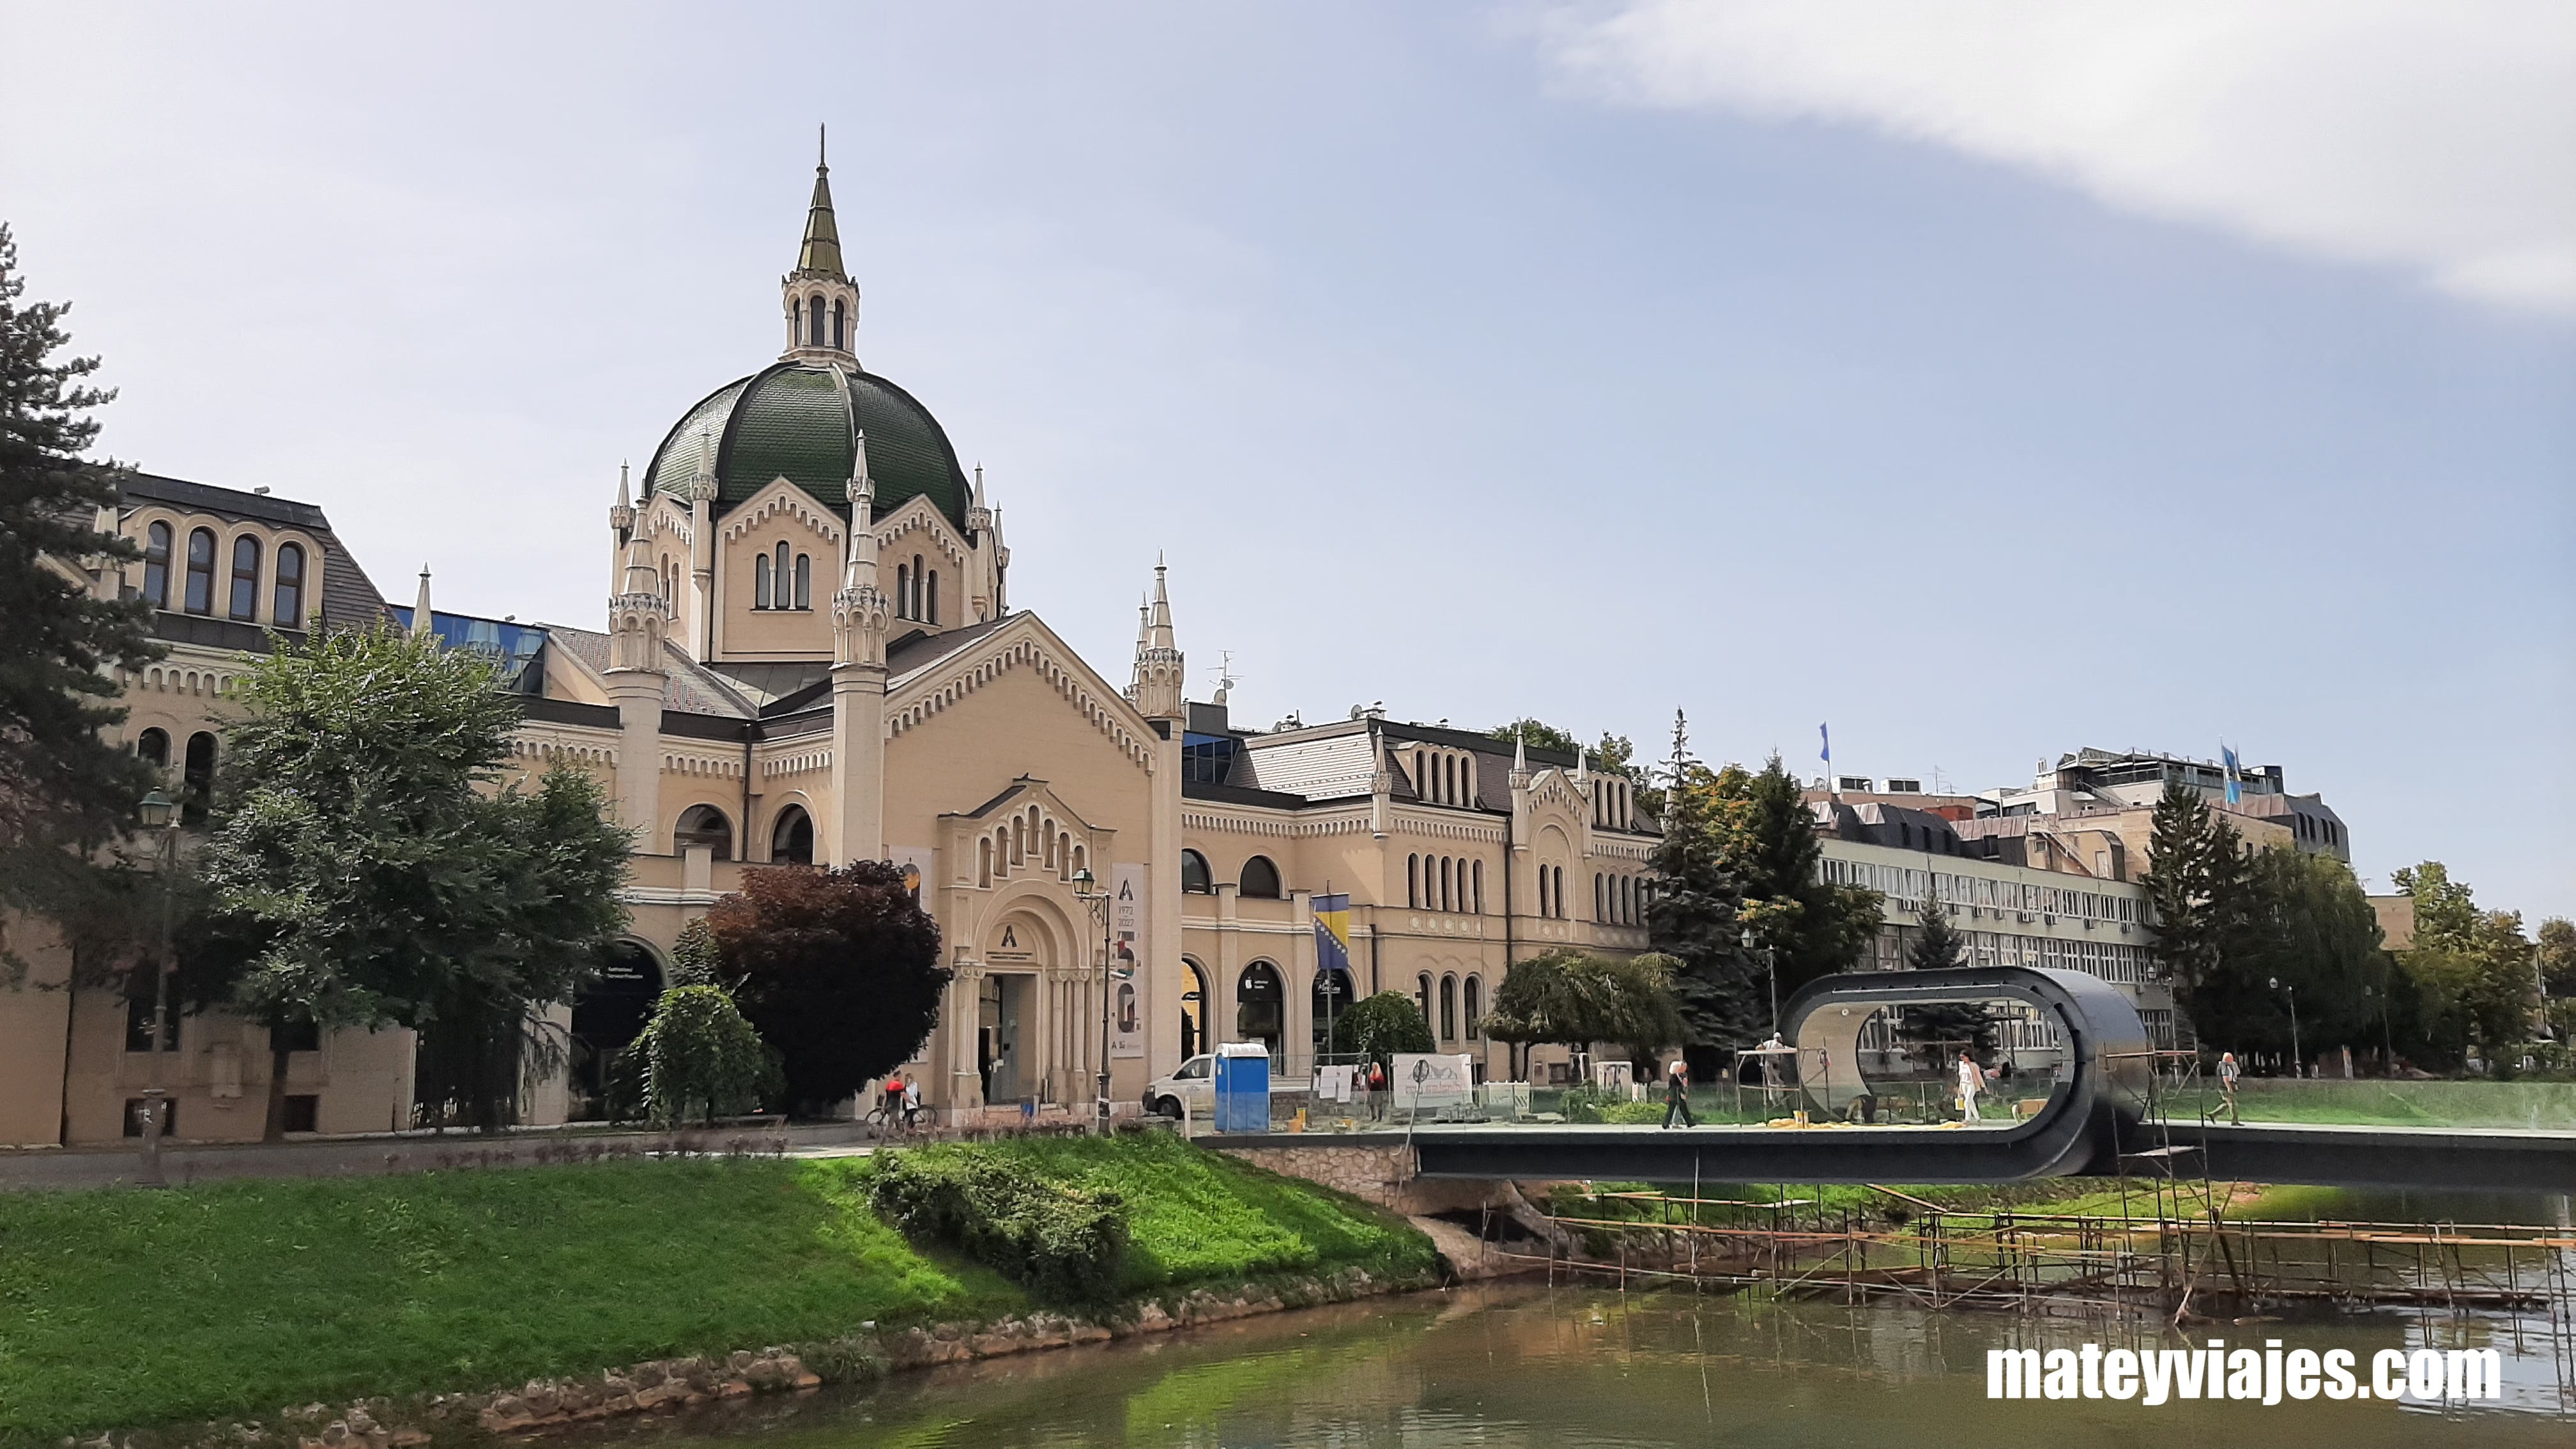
[1538,1,2576,314]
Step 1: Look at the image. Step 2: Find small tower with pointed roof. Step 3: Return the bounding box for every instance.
[827,441,892,864]
[782,125,860,365]
[606,529,673,845]
[1128,558,1185,723]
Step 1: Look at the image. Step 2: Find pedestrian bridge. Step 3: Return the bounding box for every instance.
[1236,967,2576,1195]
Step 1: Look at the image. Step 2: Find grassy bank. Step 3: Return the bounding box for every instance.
[0,1135,1432,1443]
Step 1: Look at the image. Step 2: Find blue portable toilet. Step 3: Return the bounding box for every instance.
[1213,1043,1271,1133]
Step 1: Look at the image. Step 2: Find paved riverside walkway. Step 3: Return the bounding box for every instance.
[0,1121,885,1193]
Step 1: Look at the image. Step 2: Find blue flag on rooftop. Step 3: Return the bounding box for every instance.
[1819,722,1830,767]
[2221,744,2242,806]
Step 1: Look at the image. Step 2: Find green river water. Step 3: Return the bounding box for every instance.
[566,1279,2571,1448]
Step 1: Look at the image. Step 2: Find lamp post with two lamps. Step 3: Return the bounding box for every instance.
[1071,868,1130,1137]
[134,788,183,1188]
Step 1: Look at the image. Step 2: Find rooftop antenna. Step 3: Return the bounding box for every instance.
[1209,652,1237,705]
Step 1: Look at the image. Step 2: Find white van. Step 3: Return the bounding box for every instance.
[1144,1054,1215,1119]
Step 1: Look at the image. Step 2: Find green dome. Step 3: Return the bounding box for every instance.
[641,362,972,529]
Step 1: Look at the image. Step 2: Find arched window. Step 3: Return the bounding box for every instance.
[1416,972,1433,1027]
[925,570,937,626]
[1446,755,1459,804]
[978,836,993,888]
[181,732,216,826]
[183,528,216,615]
[1236,962,1284,1055]
[830,298,845,351]
[136,728,169,769]
[770,805,814,864]
[1439,974,1457,1041]
[793,553,811,609]
[143,522,172,606]
[774,542,790,603]
[808,295,825,348]
[1595,873,1606,921]
[754,552,772,610]
[1463,976,1482,1040]
[228,535,261,619]
[1406,853,1419,908]
[1180,958,1209,1061]
[893,563,909,618]
[1472,860,1483,914]
[675,804,733,860]
[272,543,305,627]
[1239,855,1282,899]
[1552,866,1565,919]
[1181,849,1212,894]
[1439,857,1453,913]
[912,555,925,619]
[1311,966,1353,1058]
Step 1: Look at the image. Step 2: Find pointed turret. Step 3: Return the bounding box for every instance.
[781,126,862,362]
[1128,558,1184,721]
[797,125,846,279]
[608,532,670,673]
[611,463,634,533]
[1510,730,1530,788]
[411,567,434,640]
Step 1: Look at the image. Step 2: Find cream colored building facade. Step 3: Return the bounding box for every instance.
[2,151,1664,1145]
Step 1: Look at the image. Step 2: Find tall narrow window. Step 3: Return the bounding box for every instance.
[183,528,215,614]
[1554,866,1566,919]
[808,295,825,348]
[272,543,305,626]
[774,542,790,602]
[1463,977,1481,1039]
[831,299,845,351]
[143,522,172,606]
[924,570,937,626]
[227,535,261,620]
[1439,857,1453,913]
[182,732,216,826]
[793,553,811,608]
[1472,860,1483,914]
[1439,974,1457,1041]
[755,553,772,609]
[1407,854,1419,908]
[912,555,924,619]
[894,564,910,618]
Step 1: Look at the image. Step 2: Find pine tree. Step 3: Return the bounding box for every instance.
[1897,888,1992,1067]
[0,224,162,946]
[2140,781,2217,991]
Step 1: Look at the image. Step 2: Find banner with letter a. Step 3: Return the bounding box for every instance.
[1110,862,1147,1059]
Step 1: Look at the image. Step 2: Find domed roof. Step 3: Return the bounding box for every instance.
[640,362,972,530]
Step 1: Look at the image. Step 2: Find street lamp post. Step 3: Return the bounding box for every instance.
[1071,868,1118,1137]
[1742,926,1778,1040]
[2269,976,2303,1079]
[135,789,181,1188]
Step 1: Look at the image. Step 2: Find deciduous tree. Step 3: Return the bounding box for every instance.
[709,861,948,1112]
[638,985,773,1126]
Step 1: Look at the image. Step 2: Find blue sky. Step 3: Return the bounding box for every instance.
[4,3,2569,917]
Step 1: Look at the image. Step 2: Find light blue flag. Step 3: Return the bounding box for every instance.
[2221,745,2242,806]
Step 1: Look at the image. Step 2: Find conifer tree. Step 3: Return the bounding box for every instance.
[0,224,162,944]
[1897,888,1993,1067]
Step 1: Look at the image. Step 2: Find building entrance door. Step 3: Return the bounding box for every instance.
[979,973,1036,1105]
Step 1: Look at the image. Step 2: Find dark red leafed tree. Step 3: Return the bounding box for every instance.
[709,861,947,1112]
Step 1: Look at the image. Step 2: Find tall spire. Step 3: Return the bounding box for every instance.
[1146,553,1176,652]
[797,124,846,279]
[411,566,433,639]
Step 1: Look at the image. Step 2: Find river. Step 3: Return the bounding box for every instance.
[567,1279,2572,1448]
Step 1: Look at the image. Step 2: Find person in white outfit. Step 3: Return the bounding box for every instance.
[1957,1051,1983,1124]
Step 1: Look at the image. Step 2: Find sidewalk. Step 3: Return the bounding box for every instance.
[0,1120,882,1193]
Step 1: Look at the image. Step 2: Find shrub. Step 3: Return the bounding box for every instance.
[636,985,772,1126]
[868,1149,1128,1304]
[1334,991,1434,1071]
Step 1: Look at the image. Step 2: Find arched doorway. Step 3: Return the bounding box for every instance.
[981,909,1056,1106]
[571,939,663,1119]
[1179,958,1210,1061]
[1311,966,1354,1060]
[675,804,733,859]
[1237,961,1284,1062]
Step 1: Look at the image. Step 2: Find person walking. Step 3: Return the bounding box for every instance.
[2217,1052,2242,1124]
[901,1074,923,1130]
[1956,1050,1984,1124]
[1662,1058,1697,1129]
[1367,1059,1386,1122]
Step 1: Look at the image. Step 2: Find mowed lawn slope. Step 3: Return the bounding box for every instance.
[0,1137,1432,1442]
